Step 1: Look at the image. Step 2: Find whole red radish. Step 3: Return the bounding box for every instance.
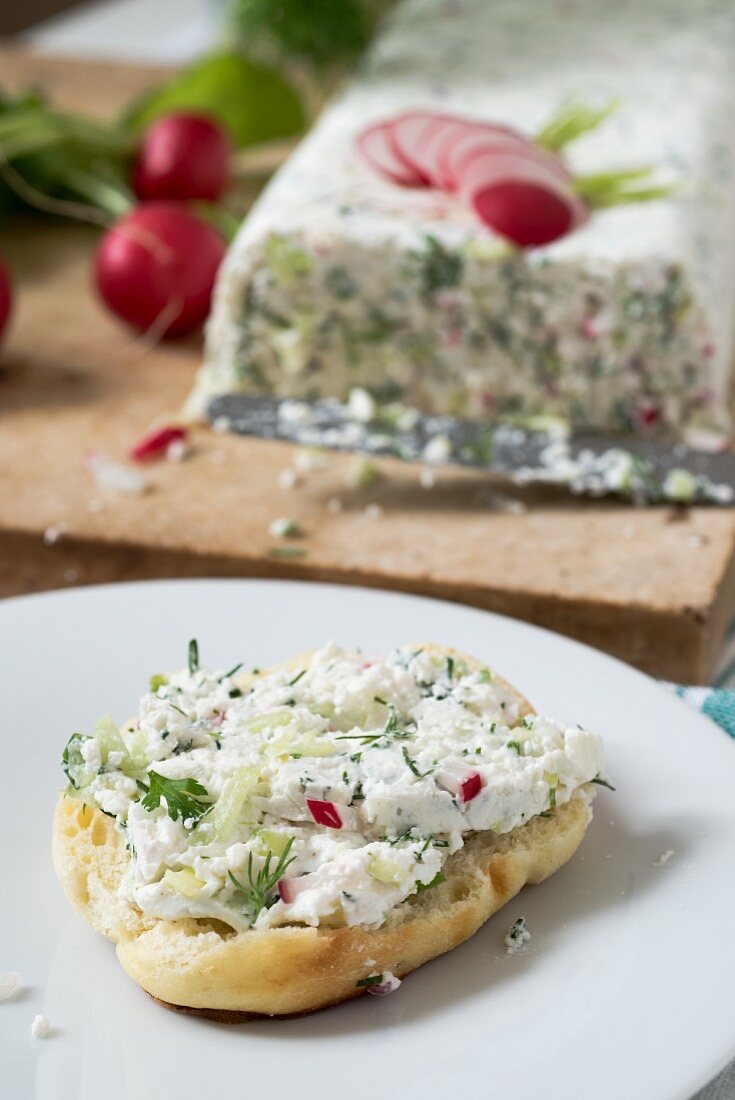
[94,202,226,338]
[133,114,230,202]
[0,256,12,347]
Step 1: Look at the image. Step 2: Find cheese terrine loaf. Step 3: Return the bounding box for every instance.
[190,0,735,438]
[53,642,605,1017]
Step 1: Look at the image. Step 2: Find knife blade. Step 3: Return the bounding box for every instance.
[207,394,735,505]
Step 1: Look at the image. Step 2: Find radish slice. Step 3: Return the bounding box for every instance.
[448,130,570,192]
[306,798,343,829]
[130,425,188,462]
[435,122,532,191]
[367,972,402,996]
[459,153,587,248]
[388,111,462,184]
[357,122,423,186]
[437,765,483,803]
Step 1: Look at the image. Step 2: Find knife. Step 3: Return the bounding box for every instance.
[207,394,735,505]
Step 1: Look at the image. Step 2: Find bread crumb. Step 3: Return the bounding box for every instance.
[422,434,451,465]
[504,917,531,954]
[652,849,674,867]
[295,448,327,472]
[364,503,383,520]
[43,522,69,546]
[279,468,300,490]
[326,497,343,514]
[167,439,190,462]
[0,972,20,1002]
[212,416,231,434]
[31,1015,50,1039]
[84,452,148,496]
[269,517,301,539]
[419,467,436,490]
[347,387,377,423]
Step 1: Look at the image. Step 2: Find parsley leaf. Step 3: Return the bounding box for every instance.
[140,771,211,824]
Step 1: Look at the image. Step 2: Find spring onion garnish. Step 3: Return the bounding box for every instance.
[188,638,199,675]
[591,775,616,791]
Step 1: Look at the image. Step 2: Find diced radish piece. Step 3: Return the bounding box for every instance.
[366,972,402,997]
[306,798,343,829]
[277,873,314,905]
[437,764,483,803]
[459,153,587,248]
[357,122,423,186]
[130,425,188,462]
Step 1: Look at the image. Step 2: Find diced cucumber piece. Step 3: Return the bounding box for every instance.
[163,867,205,898]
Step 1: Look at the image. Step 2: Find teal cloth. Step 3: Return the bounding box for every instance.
[665,685,735,739]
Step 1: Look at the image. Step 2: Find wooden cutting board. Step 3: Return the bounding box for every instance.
[2,48,735,684]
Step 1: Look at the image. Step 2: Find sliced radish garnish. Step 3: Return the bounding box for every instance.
[459,154,587,248]
[130,425,188,462]
[357,122,423,186]
[306,798,343,829]
[449,131,570,193]
[436,123,533,191]
[437,765,483,803]
[388,111,458,184]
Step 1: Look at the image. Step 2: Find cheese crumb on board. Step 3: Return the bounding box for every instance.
[30,1015,50,1039]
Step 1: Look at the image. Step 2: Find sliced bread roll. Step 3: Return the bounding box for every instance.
[52,643,600,1019]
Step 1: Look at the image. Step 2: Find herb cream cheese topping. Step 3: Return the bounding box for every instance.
[62,642,604,932]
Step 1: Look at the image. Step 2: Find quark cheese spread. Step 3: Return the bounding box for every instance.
[62,643,604,932]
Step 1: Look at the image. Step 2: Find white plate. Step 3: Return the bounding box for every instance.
[1,579,734,1100]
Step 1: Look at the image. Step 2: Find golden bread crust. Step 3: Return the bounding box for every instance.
[51,644,593,1018]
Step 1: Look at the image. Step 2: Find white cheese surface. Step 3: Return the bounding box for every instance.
[66,643,604,932]
[194,0,735,438]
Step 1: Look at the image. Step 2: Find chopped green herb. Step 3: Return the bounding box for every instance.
[288,669,306,687]
[374,695,387,705]
[62,732,91,790]
[219,662,244,681]
[149,673,167,692]
[140,771,211,825]
[591,775,616,791]
[229,687,243,699]
[445,656,455,681]
[356,974,383,988]
[169,702,187,718]
[548,786,557,809]
[228,837,296,921]
[269,545,308,558]
[414,871,445,894]
[401,746,431,778]
[188,638,199,675]
[506,740,522,754]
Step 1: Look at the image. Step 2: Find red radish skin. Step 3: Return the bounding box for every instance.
[387,112,454,184]
[133,114,230,203]
[449,131,570,193]
[357,122,423,186]
[459,154,587,247]
[306,798,343,829]
[437,766,483,803]
[434,121,534,191]
[130,425,188,462]
[95,203,226,338]
[0,256,12,347]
